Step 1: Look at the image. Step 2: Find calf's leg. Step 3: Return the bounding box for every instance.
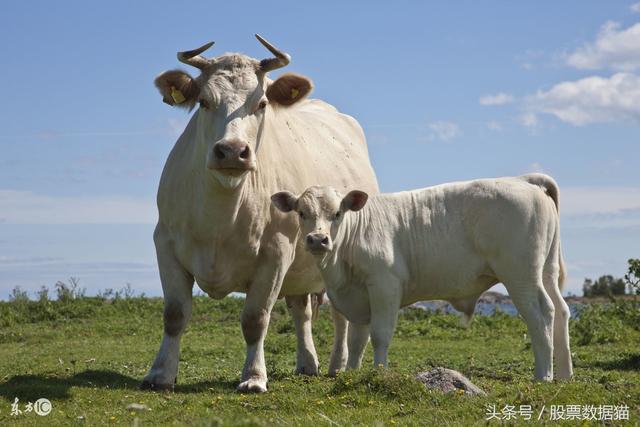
[286,294,319,375]
[367,276,402,368]
[346,322,370,370]
[543,240,572,379]
[328,303,349,376]
[504,279,555,381]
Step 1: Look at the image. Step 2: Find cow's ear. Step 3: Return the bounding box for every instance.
[341,190,368,212]
[266,73,313,106]
[271,191,298,213]
[154,70,200,109]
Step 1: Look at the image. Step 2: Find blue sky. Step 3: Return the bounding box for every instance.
[1,1,639,298]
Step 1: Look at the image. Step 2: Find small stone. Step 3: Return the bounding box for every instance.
[415,367,486,396]
[126,403,150,412]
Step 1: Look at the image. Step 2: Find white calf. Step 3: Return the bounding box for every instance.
[271,174,572,381]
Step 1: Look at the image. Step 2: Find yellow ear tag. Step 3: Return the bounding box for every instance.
[290,88,300,99]
[171,86,186,104]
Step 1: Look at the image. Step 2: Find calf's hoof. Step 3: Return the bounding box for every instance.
[237,377,268,393]
[139,380,175,392]
[295,364,319,376]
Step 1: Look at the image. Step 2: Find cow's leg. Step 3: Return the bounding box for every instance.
[141,231,194,390]
[346,321,369,370]
[368,275,402,368]
[238,236,293,393]
[286,294,319,375]
[328,304,349,376]
[543,241,572,379]
[504,278,555,381]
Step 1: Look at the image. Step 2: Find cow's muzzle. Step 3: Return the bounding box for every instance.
[208,139,256,172]
[306,233,332,254]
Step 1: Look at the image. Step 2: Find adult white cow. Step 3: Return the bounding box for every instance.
[271,174,572,381]
[142,35,378,392]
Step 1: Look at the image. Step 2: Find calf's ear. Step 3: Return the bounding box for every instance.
[271,191,298,213]
[154,70,200,109]
[341,190,368,212]
[266,73,313,106]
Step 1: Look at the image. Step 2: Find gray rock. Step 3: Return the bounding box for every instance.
[415,367,486,396]
[126,403,150,412]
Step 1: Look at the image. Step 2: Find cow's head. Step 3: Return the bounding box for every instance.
[271,186,369,255]
[155,35,313,189]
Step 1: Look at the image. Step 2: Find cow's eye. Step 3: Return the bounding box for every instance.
[334,211,341,221]
[298,211,305,220]
[199,99,209,109]
[256,100,268,112]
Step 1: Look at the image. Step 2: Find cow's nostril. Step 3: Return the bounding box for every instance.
[321,236,329,246]
[306,235,314,245]
[239,146,251,160]
[214,145,225,160]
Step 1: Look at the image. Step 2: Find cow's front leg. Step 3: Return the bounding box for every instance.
[238,235,294,393]
[141,231,194,391]
[286,294,320,375]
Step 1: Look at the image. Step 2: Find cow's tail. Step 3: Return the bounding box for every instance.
[311,292,325,321]
[520,173,566,291]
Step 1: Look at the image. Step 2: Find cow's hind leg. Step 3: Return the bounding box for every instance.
[142,230,194,391]
[328,303,349,376]
[502,274,555,381]
[543,240,572,379]
[286,294,319,375]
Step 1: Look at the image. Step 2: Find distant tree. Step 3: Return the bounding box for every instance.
[625,258,640,295]
[582,275,626,297]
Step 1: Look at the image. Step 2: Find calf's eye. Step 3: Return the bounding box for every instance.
[298,211,305,219]
[256,100,268,112]
[199,99,210,109]
[334,211,341,220]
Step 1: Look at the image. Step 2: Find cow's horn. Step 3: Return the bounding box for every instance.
[177,41,215,70]
[256,34,291,72]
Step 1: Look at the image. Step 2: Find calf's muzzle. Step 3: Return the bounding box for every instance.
[306,233,332,253]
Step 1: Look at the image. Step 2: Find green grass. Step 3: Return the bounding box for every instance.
[0,296,638,426]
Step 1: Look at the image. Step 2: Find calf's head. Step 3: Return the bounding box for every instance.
[271,186,369,255]
[155,35,313,189]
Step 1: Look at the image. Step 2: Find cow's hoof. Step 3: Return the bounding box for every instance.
[140,380,175,392]
[237,378,268,393]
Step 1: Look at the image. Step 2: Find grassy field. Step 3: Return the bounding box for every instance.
[0,295,638,426]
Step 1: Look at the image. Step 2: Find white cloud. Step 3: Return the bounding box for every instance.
[566,21,640,71]
[527,162,545,173]
[486,121,503,131]
[426,121,461,142]
[0,190,156,224]
[561,187,640,217]
[519,112,539,128]
[631,3,640,13]
[479,92,515,106]
[526,72,640,125]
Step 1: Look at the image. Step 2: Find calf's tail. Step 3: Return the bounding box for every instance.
[520,173,565,291]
